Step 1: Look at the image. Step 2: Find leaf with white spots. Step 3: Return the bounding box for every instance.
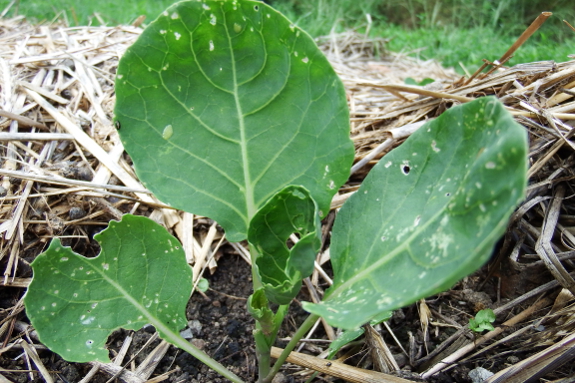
[304,97,528,329]
[24,215,192,363]
[114,0,354,242]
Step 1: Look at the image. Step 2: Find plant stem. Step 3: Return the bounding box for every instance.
[261,313,320,383]
[249,243,263,291]
[254,323,271,380]
[254,304,289,382]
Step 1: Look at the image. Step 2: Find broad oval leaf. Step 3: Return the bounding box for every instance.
[304,97,528,329]
[114,0,354,242]
[249,185,321,304]
[24,215,192,362]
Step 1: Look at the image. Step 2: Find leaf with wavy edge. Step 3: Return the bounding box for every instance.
[24,215,192,363]
[249,185,321,305]
[114,0,353,242]
[304,97,528,329]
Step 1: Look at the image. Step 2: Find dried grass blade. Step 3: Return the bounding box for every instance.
[498,12,552,65]
[365,324,400,373]
[20,340,55,383]
[270,346,413,383]
[360,83,474,103]
[3,144,48,241]
[485,331,575,383]
[22,88,154,201]
[0,109,48,130]
[192,222,218,285]
[0,132,73,140]
[422,297,553,378]
[91,362,145,383]
[535,185,575,296]
[17,80,68,105]
[0,169,150,195]
[134,340,171,380]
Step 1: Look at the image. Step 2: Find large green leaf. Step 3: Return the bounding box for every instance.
[24,215,192,362]
[304,97,528,329]
[114,0,354,242]
[249,185,321,305]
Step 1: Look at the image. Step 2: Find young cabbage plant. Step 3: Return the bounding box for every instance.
[24,1,528,382]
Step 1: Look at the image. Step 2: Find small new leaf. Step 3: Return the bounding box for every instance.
[197,278,209,293]
[248,288,276,336]
[24,215,192,363]
[404,77,435,86]
[249,186,321,305]
[469,309,496,332]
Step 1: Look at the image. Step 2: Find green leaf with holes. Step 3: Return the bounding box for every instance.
[114,0,354,242]
[24,215,192,363]
[304,97,528,329]
[249,185,321,305]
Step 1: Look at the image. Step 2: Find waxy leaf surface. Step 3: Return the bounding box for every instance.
[249,185,321,305]
[24,215,192,362]
[114,0,354,241]
[304,97,528,329]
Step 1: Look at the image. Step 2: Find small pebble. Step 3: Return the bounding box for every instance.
[46,213,65,233]
[60,89,73,99]
[191,338,205,350]
[69,206,86,220]
[469,367,493,383]
[179,328,193,339]
[271,372,288,383]
[188,319,202,336]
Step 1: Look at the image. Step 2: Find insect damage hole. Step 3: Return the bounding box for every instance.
[401,164,411,175]
[285,233,301,250]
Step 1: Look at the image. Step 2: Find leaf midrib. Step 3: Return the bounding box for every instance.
[222,8,256,221]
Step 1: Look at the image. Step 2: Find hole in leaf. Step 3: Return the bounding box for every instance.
[401,165,410,175]
[254,5,259,11]
[285,233,300,250]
